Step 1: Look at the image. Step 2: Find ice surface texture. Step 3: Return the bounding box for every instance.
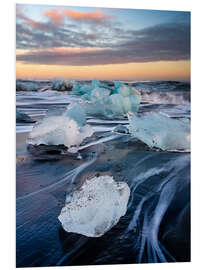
[71,80,141,118]
[128,112,190,151]
[58,175,130,237]
[28,103,93,148]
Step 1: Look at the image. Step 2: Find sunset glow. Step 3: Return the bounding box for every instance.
[16,4,190,81]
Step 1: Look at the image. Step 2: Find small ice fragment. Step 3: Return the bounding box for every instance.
[58,175,130,237]
[128,112,190,151]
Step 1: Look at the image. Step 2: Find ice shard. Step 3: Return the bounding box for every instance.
[58,175,130,237]
[128,112,190,151]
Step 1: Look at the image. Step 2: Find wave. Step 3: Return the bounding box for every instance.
[140,90,190,105]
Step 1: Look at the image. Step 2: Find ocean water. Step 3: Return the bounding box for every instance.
[16,80,190,267]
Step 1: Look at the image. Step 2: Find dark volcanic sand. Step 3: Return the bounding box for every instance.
[16,83,190,267]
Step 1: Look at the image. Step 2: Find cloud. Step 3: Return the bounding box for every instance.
[62,9,111,24]
[16,6,63,32]
[16,6,113,49]
[16,6,190,65]
[17,6,111,28]
[44,9,64,23]
[16,22,190,66]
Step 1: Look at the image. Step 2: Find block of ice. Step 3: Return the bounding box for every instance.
[16,81,38,91]
[28,103,93,148]
[71,80,111,99]
[52,78,73,91]
[70,80,141,118]
[128,112,190,151]
[58,175,130,237]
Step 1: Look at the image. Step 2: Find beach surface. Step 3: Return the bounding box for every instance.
[16,80,190,266]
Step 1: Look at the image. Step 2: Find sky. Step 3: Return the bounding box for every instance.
[16,4,190,81]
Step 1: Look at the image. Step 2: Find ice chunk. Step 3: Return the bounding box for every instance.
[16,81,38,91]
[27,116,93,148]
[52,78,73,91]
[128,112,190,151]
[58,175,130,237]
[70,80,141,118]
[71,80,111,99]
[28,103,93,148]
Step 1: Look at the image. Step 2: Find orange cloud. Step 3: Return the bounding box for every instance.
[62,9,110,23]
[44,9,64,23]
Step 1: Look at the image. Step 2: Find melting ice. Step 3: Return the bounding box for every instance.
[71,80,141,118]
[27,103,93,148]
[58,175,130,237]
[128,112,190,151]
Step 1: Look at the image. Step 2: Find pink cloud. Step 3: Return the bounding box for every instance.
[44,9,64,23]
[62,9,110,24]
